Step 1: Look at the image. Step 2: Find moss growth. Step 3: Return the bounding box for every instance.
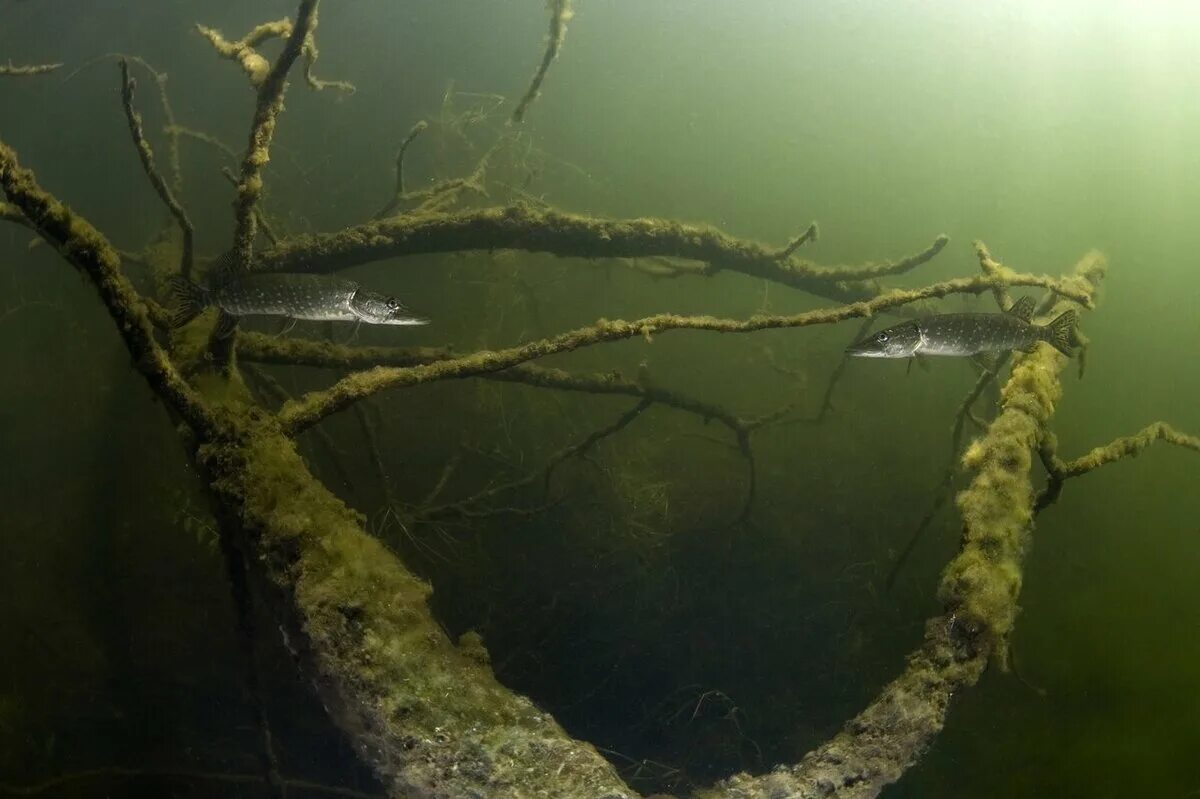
[194,418,631,797]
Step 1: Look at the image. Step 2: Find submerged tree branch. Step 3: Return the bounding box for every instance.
[0,61,62,76]
[1036,422,1200,511]
[712,250,1106,799]
[374,120,429,219]
[229,0,321,272]
[278,268,1096,435]
[119,59,195,279]
[511,0,573,124]
[257,205,950,292]
[0,143,215,437]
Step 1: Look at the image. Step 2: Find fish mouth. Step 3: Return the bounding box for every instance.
[385,315,431,326]
[844,344,885,358]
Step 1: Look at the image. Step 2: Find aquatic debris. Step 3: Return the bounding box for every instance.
[0,61,62,77]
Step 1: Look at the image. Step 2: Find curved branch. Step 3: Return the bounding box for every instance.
[119,59,194,279]
[511,0,573,124]
[238,331,752,435]
[255,204,950,300]
[374,120,428,219]
[0,201,36,231]
[1036,422,1200,511]
[230,1,321,272]
[775,221,819,259]
[1059,422,1199,476]
[277,268,1096,435]
[0,61,62,76]
[0,142,215,437]
[714,249,1106,799]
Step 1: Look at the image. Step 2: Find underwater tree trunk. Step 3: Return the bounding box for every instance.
[7,5,1193,797]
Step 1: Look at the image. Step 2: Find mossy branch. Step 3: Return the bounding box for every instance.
[511,0,573,124]
[1036,422,1200,511]
[944,251,1106,664]
[222,167,279,245]
[0,142,215,437]
[710,250,1106,799]
[196,21,290,86]
[1057,421,1200,475]
[0,201,36,232]
[300,17,356,94]
[65,54,186,194]
[374,120,429,219]
[0,61,62,76]
[255,205,957,301]
[277,267,1094,436]
[119,59,195,279]
[4,134,635,799]
[775,221,819,259]
[229,1,321,273]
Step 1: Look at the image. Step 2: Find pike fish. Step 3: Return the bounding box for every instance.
[846,296,1075,359]
[169,273,429,333]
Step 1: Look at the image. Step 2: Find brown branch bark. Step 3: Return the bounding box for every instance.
[277,268,1096,435]
[0,144,214,437]
[511,0,573,124]
[119,59,195,279]
[374,120,429,219]
[1036,422,1200,511]
[230,0,321,272]
[711,249,1106,799]
[0,61,62,76]
[254,206,951,301]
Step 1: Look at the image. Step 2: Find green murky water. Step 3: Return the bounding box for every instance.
[2,1,1198,797]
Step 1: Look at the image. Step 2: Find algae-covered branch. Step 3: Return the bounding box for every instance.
[3,3,1199,799]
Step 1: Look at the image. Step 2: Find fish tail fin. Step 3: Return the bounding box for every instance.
[1043,309,1076,356]
[167,274,209,328]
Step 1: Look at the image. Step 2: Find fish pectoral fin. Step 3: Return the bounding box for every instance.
[167,274,209,328]
[1006,295,1036,322]
[969,353,997,373]
[208,249,241,285]
[213,310,241,340]
[274,317,299,338]
[906,355,931,375]
[1019,340,1039,353]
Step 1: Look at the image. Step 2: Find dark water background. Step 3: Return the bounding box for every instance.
[2,1,1198,796]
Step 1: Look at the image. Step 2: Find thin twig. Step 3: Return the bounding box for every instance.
[511,0,573,124]
[1036,422,1200,511]
[119,59,194,278]
[374,120,429,219]
[775,221,819,259]
[0,61,62,77]
[278,267,1101,435]
[229,0,320,272]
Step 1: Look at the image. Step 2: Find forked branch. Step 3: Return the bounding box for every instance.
[1036,422,1200,510]
[277,268,1097,435]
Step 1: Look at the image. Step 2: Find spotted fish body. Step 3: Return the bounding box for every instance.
[169,272,428,329]
[846,296,1076,359]
[210,274,360,321]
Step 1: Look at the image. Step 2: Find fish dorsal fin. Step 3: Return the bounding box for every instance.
[1006,295,1036,322]
[212,310,241,339]
[207,248,243,288]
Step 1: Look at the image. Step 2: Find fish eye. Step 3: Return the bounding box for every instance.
[875,331,890,343]
[386,298,400,311]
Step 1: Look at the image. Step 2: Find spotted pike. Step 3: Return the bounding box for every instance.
[846,296,1075,359]
[168,273,429,330]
